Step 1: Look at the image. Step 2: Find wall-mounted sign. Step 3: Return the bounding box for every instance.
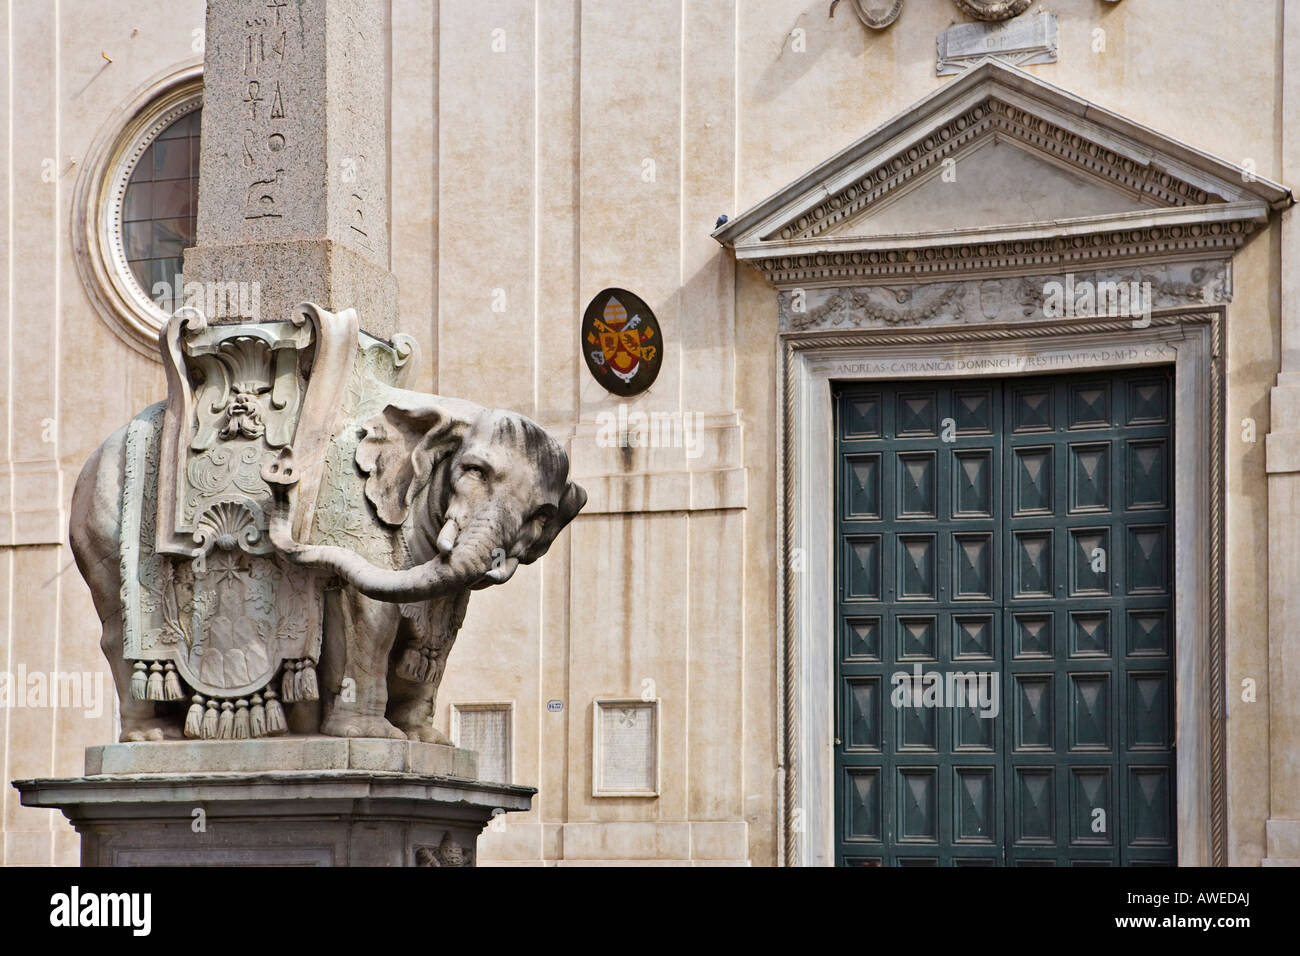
[546,700,564,713]
[582,288,662,396]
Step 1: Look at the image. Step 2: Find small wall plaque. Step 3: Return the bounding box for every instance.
[582,288,663,396]
[937,11,1058,76]
[592,697,660,797]
[450,702,513,784]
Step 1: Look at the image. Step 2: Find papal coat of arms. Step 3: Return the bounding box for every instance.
[582,288,662,396]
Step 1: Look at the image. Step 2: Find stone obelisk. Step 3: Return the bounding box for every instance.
[184,0,398,336]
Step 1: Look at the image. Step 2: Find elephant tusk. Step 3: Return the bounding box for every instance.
[484,556,520,584]
[436,517,458,556]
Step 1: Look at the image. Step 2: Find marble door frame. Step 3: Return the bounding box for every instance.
[777,311,1223,866]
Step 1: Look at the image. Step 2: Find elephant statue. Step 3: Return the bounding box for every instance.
[69,305,585,743]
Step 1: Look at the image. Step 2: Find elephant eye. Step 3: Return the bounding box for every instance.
[461,464,487,481]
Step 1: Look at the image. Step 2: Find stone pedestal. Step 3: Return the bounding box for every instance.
[13,739,534,867]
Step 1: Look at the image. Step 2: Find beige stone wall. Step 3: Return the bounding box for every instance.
[0,0,1290,865]
[1224,226,1280,867]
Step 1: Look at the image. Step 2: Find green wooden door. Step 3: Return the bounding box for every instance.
[834,369,1176,866]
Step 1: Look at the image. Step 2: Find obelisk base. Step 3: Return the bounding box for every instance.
[13,740,534,867]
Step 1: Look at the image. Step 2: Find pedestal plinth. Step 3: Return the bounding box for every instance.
[13,739,534,867]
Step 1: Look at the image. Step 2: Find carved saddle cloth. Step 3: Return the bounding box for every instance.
[119,310,410,738]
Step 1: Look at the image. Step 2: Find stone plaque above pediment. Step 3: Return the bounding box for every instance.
[937,13,1058,76]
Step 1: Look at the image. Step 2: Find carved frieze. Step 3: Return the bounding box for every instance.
[777,259,1231,332]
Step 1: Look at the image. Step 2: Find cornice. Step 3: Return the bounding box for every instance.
[741,204,1263,288]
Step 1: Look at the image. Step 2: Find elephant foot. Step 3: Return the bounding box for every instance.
[404,724,453,746]
[120,718,184,742]
[320,713,407,740]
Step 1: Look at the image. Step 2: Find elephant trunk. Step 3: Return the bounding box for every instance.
[262,456,504,603]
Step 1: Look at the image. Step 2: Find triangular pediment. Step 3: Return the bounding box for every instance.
[715,60,1290,285]
[835,137,1153,239]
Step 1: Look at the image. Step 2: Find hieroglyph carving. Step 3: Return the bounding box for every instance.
[242,1,290,220]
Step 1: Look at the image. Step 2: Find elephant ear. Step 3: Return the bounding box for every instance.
[519,480,587,564]
[356,399,467,526]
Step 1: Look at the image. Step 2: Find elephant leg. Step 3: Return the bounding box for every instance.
[386,621,450,745]
[70,433,182,742]
[318,587,407,739]
[101,617,184,742]
[385,590,468,744]
[386,675,451,746]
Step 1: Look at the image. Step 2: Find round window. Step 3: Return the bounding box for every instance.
[118,107,200,313]
[74,65,202,357]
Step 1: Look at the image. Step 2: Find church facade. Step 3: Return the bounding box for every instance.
[2,0,1299,866]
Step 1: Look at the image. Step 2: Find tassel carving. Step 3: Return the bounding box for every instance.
[299,661,318,701]
[233,698,250,739]
[163,662,184,701]
[249,694,266,738]
[264,688,287,735]
[145,661,164,701]
[281,662,298,703]
[184,695,205,739]
[217,700,234,738]
[130,661,148,701]
[397,648,425,682]
[201,699,219,739]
